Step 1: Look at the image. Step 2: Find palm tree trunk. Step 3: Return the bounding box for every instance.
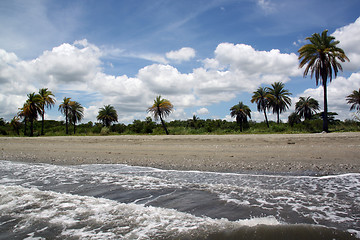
[41,110,45,135]
[263,110,269,128]
[277,109,280,124]
[30,119,34,137]
[24,118,27,136]
[65,109,69,135]
[159,115,169,135]
[323,80,329,132]
[74,122,76,134]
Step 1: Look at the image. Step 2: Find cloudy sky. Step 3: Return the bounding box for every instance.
[1,0,360,124]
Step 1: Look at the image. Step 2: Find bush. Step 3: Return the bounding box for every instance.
[100,127,110,135]
[111,123,127,134]
[270,124,287,132]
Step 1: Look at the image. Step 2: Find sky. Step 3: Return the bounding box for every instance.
[1,0,360,124]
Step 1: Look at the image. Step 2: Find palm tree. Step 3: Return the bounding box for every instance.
[10,116,21,135]
[24,93,42,136]
[230,102,251,132]
[295,96,320,121]
[38,88,56,135]
[251,87,271,128]
[69,101,84,134]
[18,102,30,136]
[346,88,360,112]
[58,97,72,134]
[288,112,301,127]
[97,105,118,127]
[147,95,173,135]
[298,29,349,132]
[267,82,292,124]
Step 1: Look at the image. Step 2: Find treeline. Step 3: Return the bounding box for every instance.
[0,114,359,136]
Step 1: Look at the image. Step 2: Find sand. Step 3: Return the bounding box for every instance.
[1,132,359,175]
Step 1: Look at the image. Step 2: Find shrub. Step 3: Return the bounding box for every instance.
[100,127,110,135]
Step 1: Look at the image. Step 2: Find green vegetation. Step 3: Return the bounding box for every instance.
[0,114,359,137]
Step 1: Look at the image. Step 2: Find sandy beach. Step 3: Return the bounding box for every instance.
[1,132,359,175]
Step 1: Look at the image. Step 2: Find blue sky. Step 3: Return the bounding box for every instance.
[1,0,360,124]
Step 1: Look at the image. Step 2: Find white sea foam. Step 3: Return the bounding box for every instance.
[0,160,359,237]
[0,184,280,239]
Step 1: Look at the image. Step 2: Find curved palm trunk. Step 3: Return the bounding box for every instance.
[263,110,269,128]
[159,115,169,135]
[65,109,69,135]
[323,80,329,132]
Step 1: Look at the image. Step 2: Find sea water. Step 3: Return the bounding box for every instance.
[0,160,358,239]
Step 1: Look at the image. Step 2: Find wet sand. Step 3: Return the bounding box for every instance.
[1,132,359,175]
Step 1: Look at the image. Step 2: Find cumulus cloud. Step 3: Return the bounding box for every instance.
[332,17,360,72]
[195,107,209,115]
[193,43,301,106]
[166,47,196,62]
[0,39,305,122]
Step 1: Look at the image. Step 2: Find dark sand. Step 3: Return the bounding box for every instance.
[1,133,359,175]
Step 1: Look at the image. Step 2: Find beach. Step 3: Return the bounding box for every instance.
[1,132,359,175]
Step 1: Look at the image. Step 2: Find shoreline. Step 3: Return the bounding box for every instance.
[1,132,359,176]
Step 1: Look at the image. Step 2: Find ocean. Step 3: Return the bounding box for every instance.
[0,160,359,239]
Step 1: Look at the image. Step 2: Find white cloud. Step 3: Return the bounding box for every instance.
[166,47,196,62]
[332,17,360,72]
[137,64,194,96]
[0,39,304,122]
[192,43,301,105]
[128,53,168,64]
[214,43,300,77]
[195,108,209,115]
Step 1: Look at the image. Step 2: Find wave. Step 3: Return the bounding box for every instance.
[0,161,359,239]
[0,185,281,240]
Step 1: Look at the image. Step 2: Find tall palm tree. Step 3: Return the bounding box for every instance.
[267,82,292,124]
[298,29,349,132]
[346,88,360,112]
[230,102,251,132]
[295,96,320,121]
[24,92,42,136]
[69,101,84,134]
[38,88,56,135]
[251,87,271,128]
[58,97,72,134]
[97,105,118,127]
[147,95,173,135]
